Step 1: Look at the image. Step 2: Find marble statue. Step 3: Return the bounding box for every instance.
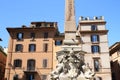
[50,49,95,80]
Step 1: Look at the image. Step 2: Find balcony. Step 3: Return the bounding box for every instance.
[23,67,37,73]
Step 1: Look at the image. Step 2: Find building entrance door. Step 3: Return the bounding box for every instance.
[26,74,35,80]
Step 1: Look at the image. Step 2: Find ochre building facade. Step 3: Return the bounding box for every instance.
[5,22,59,80]
[0,46,7,80]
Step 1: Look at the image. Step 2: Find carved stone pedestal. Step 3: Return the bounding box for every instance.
[50,47,94,80]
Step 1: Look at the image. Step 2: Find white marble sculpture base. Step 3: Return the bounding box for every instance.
[61,45,81,51]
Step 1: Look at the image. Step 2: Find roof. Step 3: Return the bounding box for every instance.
[31,21,57,24]
[109,42,120,55]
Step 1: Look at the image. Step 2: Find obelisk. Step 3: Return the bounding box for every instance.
[64,0,79,45]
[50,0,95,80]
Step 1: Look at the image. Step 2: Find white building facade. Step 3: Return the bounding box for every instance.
[77,16,112,80]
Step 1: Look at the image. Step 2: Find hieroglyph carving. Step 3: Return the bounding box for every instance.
[67,0,73,21]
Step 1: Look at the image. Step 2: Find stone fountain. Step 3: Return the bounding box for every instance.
[50,0,95,80]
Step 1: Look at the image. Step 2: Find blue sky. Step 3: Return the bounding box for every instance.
[0,0,120,47]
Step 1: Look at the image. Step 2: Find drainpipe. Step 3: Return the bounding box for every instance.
[8,33,14,80]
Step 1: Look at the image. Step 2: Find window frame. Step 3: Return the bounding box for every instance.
[43,43,48,52]
[27,59,36,70]
[29,44,36,52]
[91,45,100,53]
[91,25,97,31]
[43,59,48,68]
[17,33,23,41]
[15,44,23,52]
[93,59,100,72]
[91,35,99,43]
[14,59,22,68]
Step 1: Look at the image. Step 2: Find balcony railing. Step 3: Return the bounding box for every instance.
[23,67,37,73]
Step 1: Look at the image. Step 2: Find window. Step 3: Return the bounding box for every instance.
[43,59,47,68]
[29,44,36,52]
[91,45,100,53]
[41,75,47,80]
[27,59,35,70]
[55,40,62,46]
[44,32,48,39]
[91,35,99,43]
[14,59,22,67]
[43,43,48,52]
[91,25,97,31]
[30,33,35,40]
[15,44,23,52]
[94,59,100,72]
[17,33,23,40]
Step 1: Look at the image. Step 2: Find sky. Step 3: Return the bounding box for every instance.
[0,0,120,48]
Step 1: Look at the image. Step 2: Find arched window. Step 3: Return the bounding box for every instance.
[15,44,23,52]
[14,59,22,67]
[27,59,35,70]
[17,33,23,40]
